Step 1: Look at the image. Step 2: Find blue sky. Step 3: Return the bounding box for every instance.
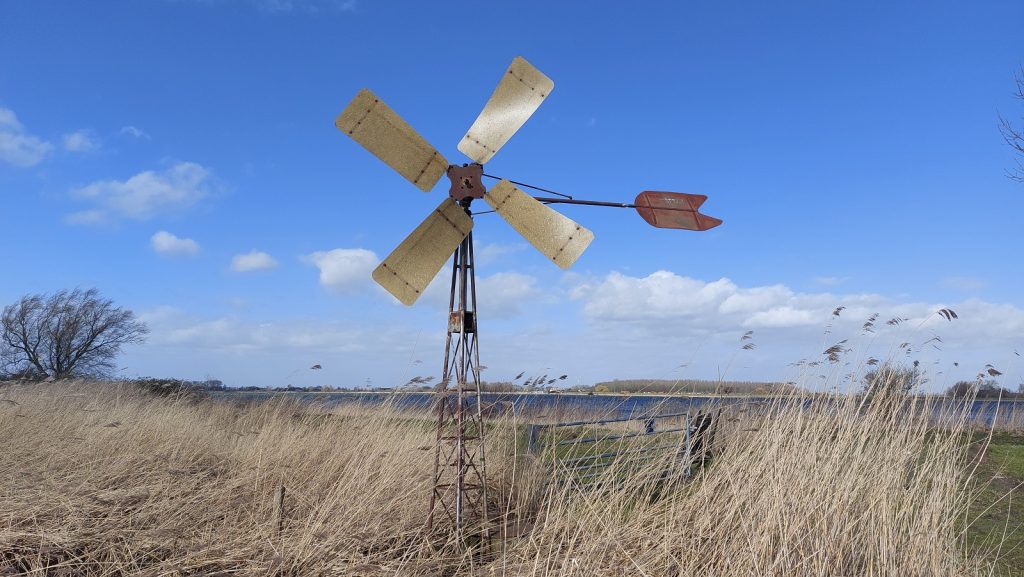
[2,0,1022,391]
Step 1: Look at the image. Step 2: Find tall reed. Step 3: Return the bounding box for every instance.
[0,379,1002,575]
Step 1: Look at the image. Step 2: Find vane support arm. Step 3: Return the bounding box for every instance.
[532,197,633,209]
[532,192,723,231]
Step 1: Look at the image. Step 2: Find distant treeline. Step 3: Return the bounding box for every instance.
[946,379,1024,399]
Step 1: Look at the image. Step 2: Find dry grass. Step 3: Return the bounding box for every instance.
[0,380,1009,576]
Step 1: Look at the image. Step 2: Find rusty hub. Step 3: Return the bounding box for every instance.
[447,163,486,202]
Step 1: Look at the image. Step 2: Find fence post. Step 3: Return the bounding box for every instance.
[526,424,540,454]
[684,413,692,479]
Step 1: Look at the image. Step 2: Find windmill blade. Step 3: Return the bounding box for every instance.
[634,191,723,230]
[458,57,554,164]
[372,199,472,305]
[485,180,593,269]
[336,89,448,192]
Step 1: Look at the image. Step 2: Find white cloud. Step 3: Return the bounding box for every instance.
[63,210,107,225]
[120,271,1024,392]
[124,306,421,387]
[572,271,739,322]
[231,250,278,272]
[814,276,850,286]
[475,242,527,266]
[941,276,987,292]
[476,271,542,317]
[254,0,355,12]
[258,0,295,11]
[67,162,212,224]
[417,269,544,318]
[119,126,150,139]
[302,248,377,293]
[62,130,100,152]
[0,107,52,167]
[569,270,1024,345]
[151,230,199,256]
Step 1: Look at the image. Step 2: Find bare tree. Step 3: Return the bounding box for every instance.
[1,288,148,379]
[861,362,924,399]
[999,66,1024,182]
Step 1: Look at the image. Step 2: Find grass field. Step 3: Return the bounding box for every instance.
[966,432,1024,573]
[1,380,1022,576]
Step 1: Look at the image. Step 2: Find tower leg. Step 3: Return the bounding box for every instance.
[426,229,490,546]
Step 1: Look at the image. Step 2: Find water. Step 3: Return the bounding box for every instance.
[211,390,1024,425]
[213,390,747,418]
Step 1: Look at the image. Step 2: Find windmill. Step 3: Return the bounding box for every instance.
[335,56,721,544]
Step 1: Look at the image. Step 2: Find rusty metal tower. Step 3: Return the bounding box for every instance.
[333,56,722,545]
[426,224,489,542]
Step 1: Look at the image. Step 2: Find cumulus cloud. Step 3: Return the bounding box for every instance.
[572,272,742,323]
[302,248,378,293]
[151,230,199,256]
[569,270,1024,343]
[231,250,278,272]
[0,107,52,167]
[62,130,101,152]
[67,162,212,224]
[119,125,150,139]
[476,271,543,317]
[417,269,544,318]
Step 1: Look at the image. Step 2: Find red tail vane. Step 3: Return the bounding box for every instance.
[633,191,723,231]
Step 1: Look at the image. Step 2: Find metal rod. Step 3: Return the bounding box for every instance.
[481,174,573,199]
[467,231,489,544]
[532,196,634,208]
[540,410,691,429]
[555,426,687,447]
[455,233,469,538]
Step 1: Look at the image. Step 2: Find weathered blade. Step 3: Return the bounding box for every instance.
[485,180,593,269]
[372,199,472,305]
[458,57,553,164]
[634,191,723,231]
[336,89,448,192]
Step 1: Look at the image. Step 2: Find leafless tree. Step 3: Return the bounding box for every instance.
[861,362,923,399]
[998,66,1024,182]
[1,288,148,380]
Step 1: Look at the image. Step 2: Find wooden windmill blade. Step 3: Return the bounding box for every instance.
[458,57,554,165]
[336,88,449,192]
[484,180,594,269]
[372,198,473,305]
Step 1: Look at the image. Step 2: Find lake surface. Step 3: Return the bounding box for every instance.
[211,391,1024,425]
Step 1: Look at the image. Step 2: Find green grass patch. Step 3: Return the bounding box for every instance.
[967,433,1024,575]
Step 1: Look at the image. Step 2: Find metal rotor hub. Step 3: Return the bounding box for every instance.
[447,163,486,201]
